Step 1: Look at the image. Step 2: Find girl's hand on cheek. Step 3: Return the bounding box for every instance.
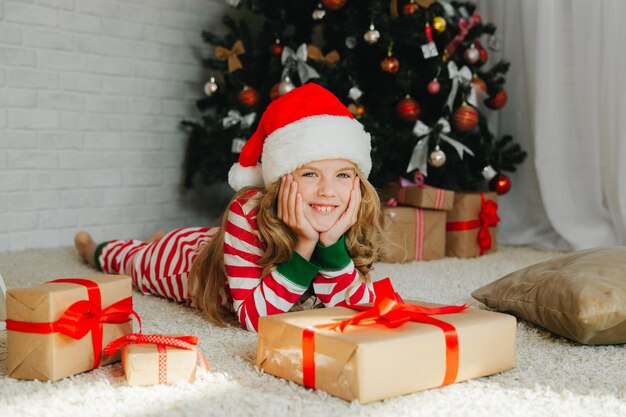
[319,176,361,247]
[277,175,319,256]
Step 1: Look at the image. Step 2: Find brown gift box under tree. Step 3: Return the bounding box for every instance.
[383,182,455,211]
[6,275,134,381]
[257,296,517,403]
[446,192,499,258]
[382,206,446,262]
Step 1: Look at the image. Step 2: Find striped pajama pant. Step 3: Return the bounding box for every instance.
[98,227,219,303]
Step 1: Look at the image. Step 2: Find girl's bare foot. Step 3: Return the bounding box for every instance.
[147,230,167,243]
[74,231,97,267]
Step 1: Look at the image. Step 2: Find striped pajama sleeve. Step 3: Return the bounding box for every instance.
[312,236,375,307]
[98,226,218,302]
[224,191,319,332]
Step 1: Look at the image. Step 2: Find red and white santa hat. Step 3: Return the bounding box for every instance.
[228,83,372,191]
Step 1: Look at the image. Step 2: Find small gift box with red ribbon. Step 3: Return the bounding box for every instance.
[381,207,446,262]
[6,275,135,381]
[104,333,211,386]
[383,176,455,211]
[446,192,499,258]
[257,278,516,404]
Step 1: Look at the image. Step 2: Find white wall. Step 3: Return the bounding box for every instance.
[0,0,231,251]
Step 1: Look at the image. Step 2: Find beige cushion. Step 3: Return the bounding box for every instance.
[472,246,626,345]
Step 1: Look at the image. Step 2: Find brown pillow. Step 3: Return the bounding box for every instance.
[472,246,626,345]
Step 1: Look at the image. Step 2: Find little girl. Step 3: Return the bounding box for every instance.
[75,83,384,332]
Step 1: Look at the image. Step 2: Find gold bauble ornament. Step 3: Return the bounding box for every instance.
[380,56,400,73]
[432,16,446,32]
[348,103,365,119]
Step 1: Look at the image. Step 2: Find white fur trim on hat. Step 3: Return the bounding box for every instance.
[261,115,372,187]
[228,162,263,191]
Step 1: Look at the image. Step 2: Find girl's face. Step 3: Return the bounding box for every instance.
[291,158,357,233]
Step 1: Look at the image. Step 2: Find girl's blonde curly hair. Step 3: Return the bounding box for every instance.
[188,165,384,326]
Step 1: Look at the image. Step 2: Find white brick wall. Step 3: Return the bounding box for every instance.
[0,0,232,251]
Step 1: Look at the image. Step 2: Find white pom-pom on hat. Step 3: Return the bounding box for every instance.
[228,162,263,191]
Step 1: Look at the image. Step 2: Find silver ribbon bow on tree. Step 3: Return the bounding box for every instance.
[446,61,473,110]
[406,118,475,176]
[221,110,257,129]
[437,0,456,16]
[281,44,320,84]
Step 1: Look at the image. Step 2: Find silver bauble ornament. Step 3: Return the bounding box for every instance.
[481,165,497,180]
[345,36,357,49]
[428,146,446,167]
[464,45,480,64]
[312,4,326,21]
[363,24,380,44]
[278,77,295,95]
[349,86,363,101]
[204,77,218,96]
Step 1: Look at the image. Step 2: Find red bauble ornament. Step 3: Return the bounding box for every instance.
[471,76,487,93]
[270,42,283,56]
[403,3,419,14]
[322,0,346,10]
[479,46,488,65]
[381,56,400,73]
[269,84,280,101]
[238,86,259,107]
[485,89,508,109]
[490,174,511,195]
[395,95,421,123]
[453,103,479,132]
[427,79,441,94]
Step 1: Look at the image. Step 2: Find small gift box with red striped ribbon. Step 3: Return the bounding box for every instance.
[383,180,455,211]
[446,192,499,258]
[104,333,210,386]
[257,278,516,404]
[6,275,135,381]
[381,207,446,262]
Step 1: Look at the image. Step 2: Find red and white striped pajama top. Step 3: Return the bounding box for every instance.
[97,189,374,331]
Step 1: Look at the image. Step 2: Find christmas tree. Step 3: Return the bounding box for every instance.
[182,0,526,194]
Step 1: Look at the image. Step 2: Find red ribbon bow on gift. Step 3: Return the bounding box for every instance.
[399,171,427,188]
[104,333,211,384]
[302,278,468,389]
[6,278,140,370]
[477,196,500,253]
[446,194,500,255]
[447,12,483,55]
[397,172,446,209]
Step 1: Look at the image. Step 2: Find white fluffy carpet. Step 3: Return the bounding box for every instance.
[0,246,624,417]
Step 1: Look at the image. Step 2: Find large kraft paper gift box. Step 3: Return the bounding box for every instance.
[103,333,210,386]
[446,192,499,258]
[6,275,134,381]
[257,281,516,404]
[382,206,446,262]
[383,182,455,211]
